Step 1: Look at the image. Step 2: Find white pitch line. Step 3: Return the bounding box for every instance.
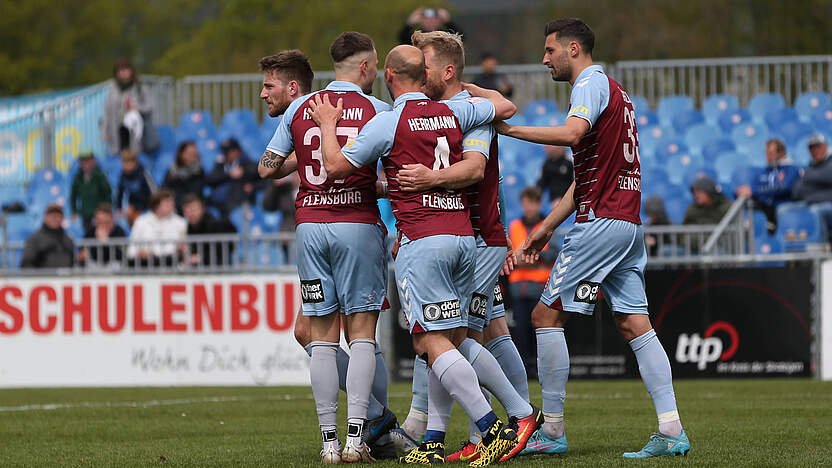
[0,394,315,413]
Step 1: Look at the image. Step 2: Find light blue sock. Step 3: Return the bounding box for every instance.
[372,345,389,407]
[486,335,530,402]
[630,329,682,436]
[335,346,384,420]
[537,328,568,438]
[458,338,532,419]
[468,389,490,444]
[411,355,429,413]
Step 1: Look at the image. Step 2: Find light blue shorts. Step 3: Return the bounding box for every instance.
[468,237,507,332]
[539,218,648,315]
[395,234,476,333]
[297,222,387,316]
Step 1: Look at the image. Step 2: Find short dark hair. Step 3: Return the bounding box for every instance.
[182,193,203,207]
[544,18,595,55]
[259,50,314,94]
[95,202,114,215]
[150,189,175,211]
[766,138,786,154]
[520,186,542,202]
[330,31,375,64]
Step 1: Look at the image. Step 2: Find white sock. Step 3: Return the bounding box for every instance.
[542,411,564,438]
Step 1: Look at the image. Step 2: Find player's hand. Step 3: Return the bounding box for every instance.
[493,120,511,135]
[391,238,400,260]
[307,93,343,127]
[460,82,486,97]
[519,226,553,264]
[501,236,516,276]
[398,164,439,192]
[735,184,752,198]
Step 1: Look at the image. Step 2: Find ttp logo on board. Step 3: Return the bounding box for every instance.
[675,321,739,370]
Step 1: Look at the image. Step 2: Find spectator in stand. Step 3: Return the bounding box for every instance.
[536,145,574,208]
[472,52,514,98]
[79,203,127,266]
[398,7,462,45]
[127,190,186,267]
[102,59,159,156]
[163,140,205,212]
[182,194,237,266]
[20,203,74,269]
[262,175,299,231]
[116,150,156,226]
[793,134,832,240]
[69,152,112,231]
[508,187,557,376]
[643,195,672,256]
[735,138,799,232]
[205,138,259,217]
[683,176,731,225]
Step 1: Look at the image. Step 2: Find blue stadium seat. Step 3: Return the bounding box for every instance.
[671,109,704,134]
[636,109,658,128]
[717,109,751,133]
[714,152,756,186]
[261,211,284,232]
[701,138,736,162]
[65,216,85,239]
[30,168,66,191]
[663,195,690,224]
[776,207,823,251]
[764,107,800,132]
[638,125,673,157]
[179,110,216,131]
[4,212,37,242]
[630,95,649,113]
[504,114,527,126]
[682,167,719,189]
[665,151,704,186]
[654,136,689,160]
[198,139,221,171]
[731,122,769,156]
[748,93,785,124]
[702,94,739,125]
[28,182,66,209]
[244,238,286,266]
[0,185,25,206]
[730,166,761,193]
[222,109,259,134]
[156,124,177,153]
[529,112,565,128]
[683,123,721,155]
[523,100,559,120]
[811,106,832,135]
[752,210,769,238]
[755,234,784,255]
[794,92,831,122]
[657,95,694,128]
[640,167,669,191]
[777,120,815,149]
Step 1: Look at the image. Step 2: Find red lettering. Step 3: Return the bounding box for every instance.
[98,285,127,333]
[63,285,92,333]
[133,284,156,332]
[194,284,223,332]
[266,282,293,332]
[0,286,23,334]
[30,286,58,334]
[161,284,187,332]
[230,284,259,331]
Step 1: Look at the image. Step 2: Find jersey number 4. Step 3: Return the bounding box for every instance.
[303,126,358,185]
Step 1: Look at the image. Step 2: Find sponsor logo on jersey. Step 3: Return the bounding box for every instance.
[492,283,504,306]
[469,293,488,319]
[574,280,600,304]
[301,187,364,207]
[300,279,325,303]
[421,192,465,210]
[422,299,461,322]
[617,174,641,191]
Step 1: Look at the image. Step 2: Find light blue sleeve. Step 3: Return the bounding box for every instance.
[446,97,496,133]
[567,73,610,128]
[341,111,397,167]
[462,124,494,159]
[266,97,305,156]
[368,96,392,113]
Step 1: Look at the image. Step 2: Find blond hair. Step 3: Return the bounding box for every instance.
[411,30,465,75]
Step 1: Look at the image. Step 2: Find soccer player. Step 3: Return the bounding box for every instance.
[393,30,540,463]
[307,45,519,466]
[489,18,691,458]
[260,34,394,463]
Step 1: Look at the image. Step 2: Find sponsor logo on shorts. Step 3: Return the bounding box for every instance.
[469,293,488,319]
[301,279,325,304]
[574,280,600,304]
[492,283,504,306]
[422,300,461,322]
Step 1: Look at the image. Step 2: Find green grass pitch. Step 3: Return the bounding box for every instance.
[0,379,830,467]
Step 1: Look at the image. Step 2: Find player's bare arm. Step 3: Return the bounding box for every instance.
[259,151,297,179]
[258,149,288,178]
[460,82,517,121]
[307,93,356,179]
[398,151,486,192]
[496,115,589,147]
[519,180,576,263]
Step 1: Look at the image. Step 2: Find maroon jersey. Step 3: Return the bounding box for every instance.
[289,90,380,225]
[385,99,474,240]
[571,76,642,225]
[468,135,508,246]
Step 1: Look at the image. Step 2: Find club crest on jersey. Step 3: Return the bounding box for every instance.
[469,293,488,319]
[492,284,504,306]
[422,300,461,322]
[301,279,325,303]
[574,280,600,304]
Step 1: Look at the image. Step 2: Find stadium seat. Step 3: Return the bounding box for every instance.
[663,195,690,224]
[29,168,66,191]
[636,109,658,128]
[630,95,649,113]
[179,110,216,131]
[654,136,689,160]
[3,212,37,242]
[794,92,831,122]
[683,123,721,155]
[504,113,527,126]
[730,166,762,193]
[776,207,823,251]
[714,152,756,186]
[665,151,704,186]
[64,216,85,239]
[0,185,25,207]
[717,109,752,134]
[28,182,66,210]
[702,94,740,125]
[748,93,785,124]
[763,108,800,132]
[523,100,559,120]
[156,124,177,153]
[777,120,815,149]
[638,125,672,157]
[198,139,221,171]
[701,138,736,162]
[752,210,769,238]
[657,95,694,128]
[261,211,284,232]
[529,112,565,128]
[731,122,769,156]
[671,109,705,134]
[755,234,784,255]
[682,167,718,189]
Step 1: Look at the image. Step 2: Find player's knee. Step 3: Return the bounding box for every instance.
[531,302,566,329]
[614,313,652,341]
[294,325,310,347]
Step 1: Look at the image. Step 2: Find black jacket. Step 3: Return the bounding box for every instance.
[187,214,237,266]
[21,225,75,268]
[83,225,128,264]
[538,157,574,201]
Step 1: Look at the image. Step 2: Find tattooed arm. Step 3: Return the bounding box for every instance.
[259,152,297,180]
[258,149,289,179]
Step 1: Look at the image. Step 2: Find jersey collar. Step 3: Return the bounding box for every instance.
[575,64,605,84]
[324,80,364,93]
[393,91,430,108]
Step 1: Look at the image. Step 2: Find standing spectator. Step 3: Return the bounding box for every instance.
[536,145,574,207]
[163,140,205,212]
[398,7,462,45]
[735,138,799,232]
[683,176,731,225]
[793,134,832,239]
[20,204,74,269]
[69,152,112,231]
[102,59,159,156]
[182,194,237,266]
[205,138,258,217]
[472,52,514,98]
[127,190,186,267]
[507,187,556,375]
[79,203,127,266]
[116,150,156,226]
[643,195,672,256]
